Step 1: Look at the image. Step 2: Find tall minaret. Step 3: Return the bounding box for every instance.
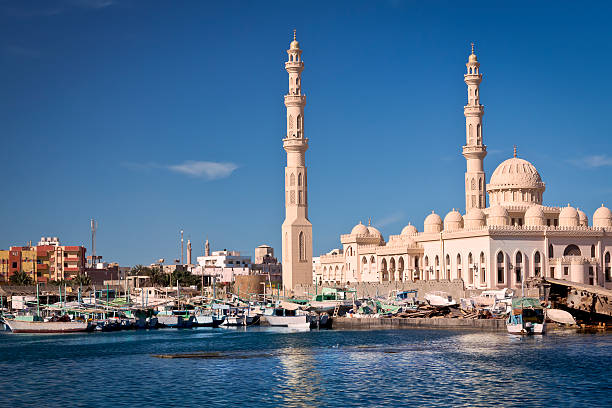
[281,30,312,290]
[186,240,192,265]
[204,239,210,256]
[462,43,487,213]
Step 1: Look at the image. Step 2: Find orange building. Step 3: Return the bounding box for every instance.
[0,238,86,283]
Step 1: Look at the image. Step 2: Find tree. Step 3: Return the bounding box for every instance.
[73,273,91,286]
[9,271,33,286]
[130,264,151,276]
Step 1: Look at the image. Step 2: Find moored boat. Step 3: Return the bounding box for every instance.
[506,297,545,335]
[265,302,309,327]
[424,291,457,307]
[4,316,90,334]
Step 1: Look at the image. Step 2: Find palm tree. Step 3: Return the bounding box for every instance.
[9,271,33,286]
[73,273,91,286]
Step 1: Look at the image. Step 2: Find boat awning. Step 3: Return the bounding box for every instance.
[279,301,300,311]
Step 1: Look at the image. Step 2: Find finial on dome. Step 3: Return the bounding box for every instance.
[293,29,296,41]
[368,217,371,227]
[471,42,475,54]
[513,145,517,158]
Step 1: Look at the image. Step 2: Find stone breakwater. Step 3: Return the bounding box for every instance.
[333,316,506,331]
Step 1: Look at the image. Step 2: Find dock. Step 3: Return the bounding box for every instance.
[333,316,506,331]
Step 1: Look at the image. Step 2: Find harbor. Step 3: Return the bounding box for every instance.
[1,276,610,336]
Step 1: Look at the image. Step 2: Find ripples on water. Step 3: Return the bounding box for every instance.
[1,328,610,407]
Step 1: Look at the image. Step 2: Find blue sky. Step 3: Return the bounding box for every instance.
[1,0,611,265]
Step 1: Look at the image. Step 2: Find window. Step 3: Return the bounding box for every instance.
[548,244,554,258]
[515,252,523,283]
[497,252,505,284]
[12,262,17,268]
[550,267,555,277]
[591,245,596,258]
[298,173,302,186]
[534,251,541,276]
[299,232,305,262]
[606,252,611,282]
[564,267,569,276]
[424,256,429,267]
[563,245,581,256]
[290,173,295,186]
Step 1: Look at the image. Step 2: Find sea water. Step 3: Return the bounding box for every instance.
[1,327,610,407]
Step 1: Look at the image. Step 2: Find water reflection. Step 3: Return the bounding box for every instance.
[276,348,324,407]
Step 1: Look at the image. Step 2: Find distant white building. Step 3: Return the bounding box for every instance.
[196,250,251,269]
[193,250,252,284]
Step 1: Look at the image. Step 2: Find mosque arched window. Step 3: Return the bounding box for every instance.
[468,252,473,264]
[534,251,542,276]
[435,256,439,266]
[289,115,294,129]
[424,256,429,267]
[563,245,581,256]
[515,252,523,283]
[605,252,611,282]
[549,244,554,258]
[298,173,302,186]
[496,252,505,284]
[290,173,295,186]
[471,179,476,189]
[591,245,596,258]
[299,232,305,261]
[477,124,482,143]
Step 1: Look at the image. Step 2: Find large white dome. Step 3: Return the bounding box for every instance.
[487,154,545,206]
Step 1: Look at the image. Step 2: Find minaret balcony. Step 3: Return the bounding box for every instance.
[464,105,484,115]
[285,61,304,71]
[462,145,487,159]
[284,94,307,106]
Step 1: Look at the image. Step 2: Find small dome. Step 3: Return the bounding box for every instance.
[593,204,612,228]
[559,204,579,227]
[424,211,443,233]
[525,205,545,227]
[487,205,509,226]
[290,40,299,49]
[401,223,418,236]
[444,209,464,231]
[351,222,368,236]
[464,208,486,229]
[577,208,588,227]
[367,226,382,238]
[469,53,477,63]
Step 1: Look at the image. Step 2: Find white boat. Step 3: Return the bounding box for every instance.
[506,297,546,335]
[266,302,309,327]
[546,308,576,325]
[425,291,457,307]
[4,318,89,334]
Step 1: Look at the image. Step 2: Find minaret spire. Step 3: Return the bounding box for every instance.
[281,31,312,290]
[462,43,487,213]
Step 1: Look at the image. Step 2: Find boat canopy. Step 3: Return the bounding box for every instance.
[511,297,542,309]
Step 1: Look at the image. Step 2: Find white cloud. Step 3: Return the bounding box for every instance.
[570,155,612,168]
[375,212,404,228]
[167,161,238,180]
[68,0,115,9]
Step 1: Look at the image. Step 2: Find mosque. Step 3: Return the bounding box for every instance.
[307,43,612,291]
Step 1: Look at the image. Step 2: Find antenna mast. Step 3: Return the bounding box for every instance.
[91,219,97,267]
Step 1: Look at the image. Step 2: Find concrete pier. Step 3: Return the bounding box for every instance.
[334,317,506,331]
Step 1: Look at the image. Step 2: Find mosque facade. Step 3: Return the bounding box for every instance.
[314,46,612,291]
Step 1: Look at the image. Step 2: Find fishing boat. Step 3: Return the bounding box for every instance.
[506,297,545,335]
[4,315,90,334]
[193,309,225,328]
[424,291,457,307]
[221,307,260,327]
[308,287,356,315]
[545,308,576,326]
[265,302,309,327]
